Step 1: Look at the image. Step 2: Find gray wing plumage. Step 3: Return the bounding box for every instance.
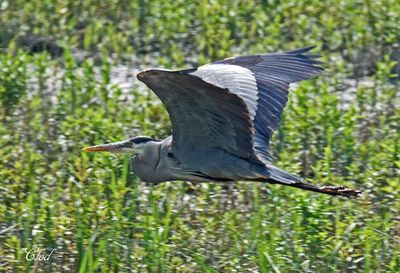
[198,46,324,162]
[137,46,323,165]
[137,69,255,162]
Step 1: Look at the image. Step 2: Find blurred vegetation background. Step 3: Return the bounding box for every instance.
[0,0,399,272]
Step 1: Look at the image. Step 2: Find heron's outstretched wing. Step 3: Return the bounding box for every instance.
[137,69,255,161]
[137,46,323,165]
[191,46,324,162]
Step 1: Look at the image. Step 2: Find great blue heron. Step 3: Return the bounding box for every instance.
[83,46,360,197]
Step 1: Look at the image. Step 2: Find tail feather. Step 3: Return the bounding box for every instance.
[266,165,362,197]
[267,164,303,184]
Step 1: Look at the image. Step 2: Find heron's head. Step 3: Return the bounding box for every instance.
[82,136,154,155]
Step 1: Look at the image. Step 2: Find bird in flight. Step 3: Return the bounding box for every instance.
[83,46,361,197]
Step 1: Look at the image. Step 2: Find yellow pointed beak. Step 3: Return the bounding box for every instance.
[82,140,131,154]
[82,145,111,152]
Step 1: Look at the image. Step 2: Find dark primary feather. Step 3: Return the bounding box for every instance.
[213,46,324,162]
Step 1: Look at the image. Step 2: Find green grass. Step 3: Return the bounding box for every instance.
[0,1,399,272]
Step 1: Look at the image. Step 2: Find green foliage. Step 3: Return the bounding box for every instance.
[0,51,29,116]
[0,0,399,272]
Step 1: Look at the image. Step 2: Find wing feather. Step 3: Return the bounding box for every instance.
[137,69,255,162]
[209,46,323,162]
[137,46,323,165]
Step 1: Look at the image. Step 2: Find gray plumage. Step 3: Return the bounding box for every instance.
[83,46,361,197]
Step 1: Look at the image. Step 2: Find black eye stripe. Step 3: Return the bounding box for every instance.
[130,137,153,144]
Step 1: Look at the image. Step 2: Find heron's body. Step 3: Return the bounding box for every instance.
[84,46,361,197]
[132,137,275,183]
